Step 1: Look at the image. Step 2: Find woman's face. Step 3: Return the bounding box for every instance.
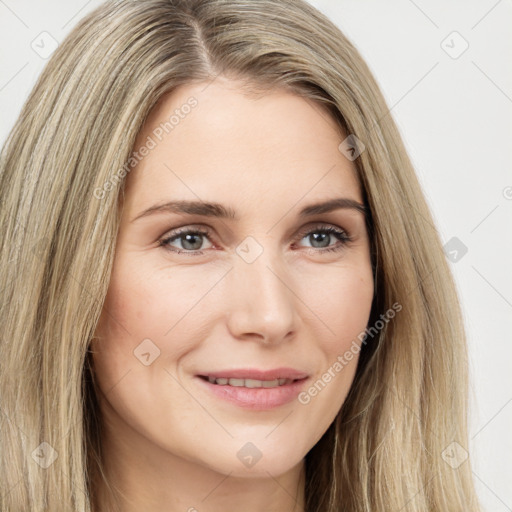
[93,76,374,480]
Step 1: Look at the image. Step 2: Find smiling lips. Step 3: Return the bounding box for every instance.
[196,367,310,409]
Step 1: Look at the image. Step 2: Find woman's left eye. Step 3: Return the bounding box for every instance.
[158,224,351,255]
[295,225,351,253]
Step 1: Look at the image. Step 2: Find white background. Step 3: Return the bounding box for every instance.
[1,1,510,510]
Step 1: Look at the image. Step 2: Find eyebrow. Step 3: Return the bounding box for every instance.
[130,197,367,223]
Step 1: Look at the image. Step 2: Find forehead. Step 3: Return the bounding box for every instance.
[123,77,362,216]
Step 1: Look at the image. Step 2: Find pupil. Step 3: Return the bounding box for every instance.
[311,232,330,248]
[183,234,202,250]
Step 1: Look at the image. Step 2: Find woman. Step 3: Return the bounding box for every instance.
[0,0,481,510]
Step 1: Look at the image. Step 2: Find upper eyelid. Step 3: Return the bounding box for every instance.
[162,221,347,237]
[296,223,348,236]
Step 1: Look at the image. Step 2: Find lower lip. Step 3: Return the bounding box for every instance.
[195,376,308,410]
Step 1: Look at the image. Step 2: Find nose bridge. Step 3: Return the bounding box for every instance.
[225,237,297,341]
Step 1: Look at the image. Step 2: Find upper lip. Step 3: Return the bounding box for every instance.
[197,367,309,381]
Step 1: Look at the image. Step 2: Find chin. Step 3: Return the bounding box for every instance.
[194,438,307,479]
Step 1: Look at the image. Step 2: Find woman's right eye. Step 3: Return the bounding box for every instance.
[159,228,214,255]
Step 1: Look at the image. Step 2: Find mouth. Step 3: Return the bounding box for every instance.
[194,368,309,410]
[198,375,301,388]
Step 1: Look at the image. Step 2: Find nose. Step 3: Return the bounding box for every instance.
[224,244,297,345]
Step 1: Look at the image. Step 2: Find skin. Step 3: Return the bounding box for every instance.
[92,76,374,512]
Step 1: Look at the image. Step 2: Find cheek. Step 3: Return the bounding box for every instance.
[294,264,373,437]
[96,254,184,343]
[91,260,165,389]
[308,262,374,350]
[91,257,212,386]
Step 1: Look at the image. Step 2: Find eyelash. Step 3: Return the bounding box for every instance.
[158,223,352,256]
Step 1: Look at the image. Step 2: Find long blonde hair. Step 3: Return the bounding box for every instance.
[0,0,481,510]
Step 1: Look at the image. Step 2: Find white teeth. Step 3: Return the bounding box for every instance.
[246,378,268,388]
[228,378,245,387]
[206,377,293,388]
